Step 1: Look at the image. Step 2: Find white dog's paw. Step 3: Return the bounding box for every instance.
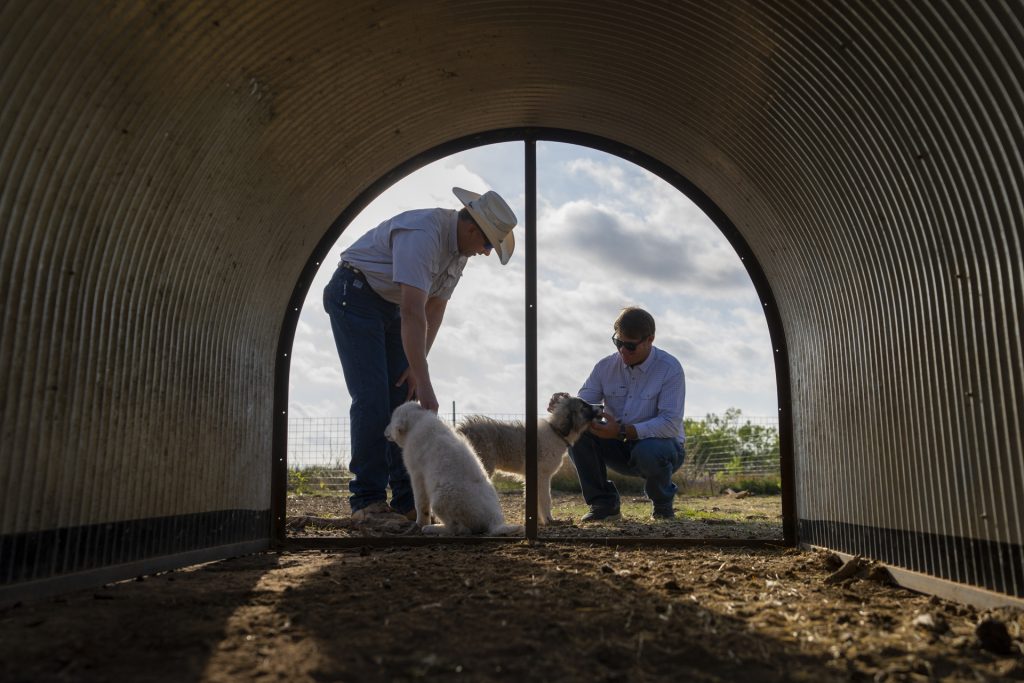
[421,524,452,536]
[415,511,438,527]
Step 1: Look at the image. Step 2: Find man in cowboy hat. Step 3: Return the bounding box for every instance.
[323,187,517,521]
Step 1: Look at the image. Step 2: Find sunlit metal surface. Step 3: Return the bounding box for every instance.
[1,1,1020,598]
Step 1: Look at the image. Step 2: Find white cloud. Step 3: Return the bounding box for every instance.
[564,157,629,193]
[538,181,753,298]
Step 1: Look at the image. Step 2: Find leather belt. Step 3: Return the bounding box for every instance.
[339,260,385,301]
[340,261,369,283]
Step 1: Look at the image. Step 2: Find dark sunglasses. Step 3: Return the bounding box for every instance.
[612,335,646,351]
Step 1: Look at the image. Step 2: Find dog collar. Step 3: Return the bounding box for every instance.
[546,421,573,448]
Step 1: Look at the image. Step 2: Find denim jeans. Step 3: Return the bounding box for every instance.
[568,431,686,512]
[323,266,414,514]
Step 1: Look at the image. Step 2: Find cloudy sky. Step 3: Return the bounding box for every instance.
[288,142,777,422]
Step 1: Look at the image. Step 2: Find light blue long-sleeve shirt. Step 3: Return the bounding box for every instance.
[577,346,686,443]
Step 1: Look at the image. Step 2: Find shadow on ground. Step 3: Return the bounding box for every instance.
[2,543,1021,682]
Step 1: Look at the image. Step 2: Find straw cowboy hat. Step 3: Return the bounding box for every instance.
[452,187,517,265]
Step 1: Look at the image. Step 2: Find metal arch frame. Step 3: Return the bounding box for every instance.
[273,127,794,548]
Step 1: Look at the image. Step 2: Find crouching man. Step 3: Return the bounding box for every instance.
[550,307,686,522]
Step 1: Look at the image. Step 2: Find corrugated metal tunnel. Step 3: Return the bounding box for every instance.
[1,1,1021,602]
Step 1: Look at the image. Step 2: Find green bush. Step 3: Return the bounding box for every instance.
[548,408,780,495]
[287,465,350,495]
[714,473,782,495]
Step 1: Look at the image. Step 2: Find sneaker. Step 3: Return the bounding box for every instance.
[350,501,393,522]
[651,507,675,520]
[580,507,621,523]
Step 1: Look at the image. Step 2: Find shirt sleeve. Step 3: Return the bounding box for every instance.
[632,365,685,440]
[391,228,439,294]
[577,363,605,404]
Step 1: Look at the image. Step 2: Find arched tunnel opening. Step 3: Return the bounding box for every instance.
[270,126,790,544]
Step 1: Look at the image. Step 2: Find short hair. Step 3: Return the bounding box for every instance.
[614,307,655,339]
[458,207,473,223]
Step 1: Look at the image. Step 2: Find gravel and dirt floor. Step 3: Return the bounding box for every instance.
[1,491,1022,682]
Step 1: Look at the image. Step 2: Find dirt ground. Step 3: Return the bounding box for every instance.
[286,489,786,541]
[1,492,1022,682]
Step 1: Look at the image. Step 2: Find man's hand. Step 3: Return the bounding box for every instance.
[547,392,570,413]
[416,384,439,413]
[398,369,439,413]
[397,367,411,394]
[588,411,620,439]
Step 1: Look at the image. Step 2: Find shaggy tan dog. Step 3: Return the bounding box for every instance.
[385,402,523,536]
[456,395,599,525]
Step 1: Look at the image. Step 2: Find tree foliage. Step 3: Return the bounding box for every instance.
[684,408,779,473]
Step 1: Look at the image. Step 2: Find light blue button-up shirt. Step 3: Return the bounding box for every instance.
[577,346,686,443]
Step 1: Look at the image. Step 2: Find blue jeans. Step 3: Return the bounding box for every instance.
[323,266,414,514]
[568,431,686,512]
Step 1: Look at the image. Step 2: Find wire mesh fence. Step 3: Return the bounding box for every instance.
[287,411,780,493]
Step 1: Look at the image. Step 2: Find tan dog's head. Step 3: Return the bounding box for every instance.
[384,401,426,446]
[549,395,602,442]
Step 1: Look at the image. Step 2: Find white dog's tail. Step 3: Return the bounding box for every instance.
[488,523,524,537]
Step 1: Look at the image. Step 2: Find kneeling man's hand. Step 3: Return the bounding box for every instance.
[589,411,620,439]
[546,392,570,412]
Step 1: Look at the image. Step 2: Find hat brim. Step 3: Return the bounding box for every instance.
[453,187,515,265]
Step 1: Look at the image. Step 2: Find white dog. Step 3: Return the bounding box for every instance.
[456,395,600,525]
[384,402,523,536]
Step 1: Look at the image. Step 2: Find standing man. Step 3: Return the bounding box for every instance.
[324,187,517,521]
[552,307,686,521]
